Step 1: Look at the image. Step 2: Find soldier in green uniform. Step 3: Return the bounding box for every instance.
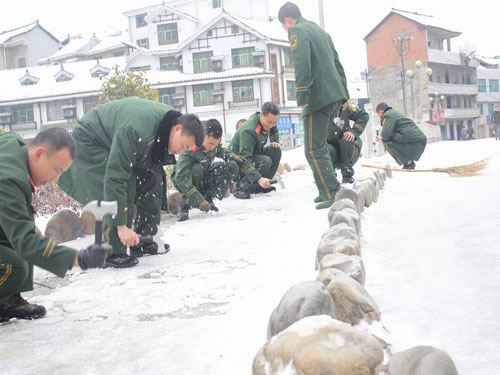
[58,97,204,268]
[375,102,427,169]
[327,100,369,184]
[0,128,110,322]
[229,102,282,199]
[279,2,349,209]
[173,119,246,221]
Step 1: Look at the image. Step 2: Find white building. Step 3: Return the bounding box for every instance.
[123,0,302,145]
[476,63,500,138]
[0,58,123,139]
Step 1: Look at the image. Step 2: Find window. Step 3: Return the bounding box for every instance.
[136,13,147,28]
[283,48,293,67]
[232,80,254,102]
[286,81,296,101]
[446,96,452,108]
[193,84,214,106]
[113,50,125,57]
[160,56,181,71]
[193,51,214,73]
[136,38,149,49]
[445,71,450,84]
[478,103,483,115]
[56,75,72,82]
[231,25,239,34]
[478,79,486,92]
[159,88,176,106]
[158,23,178,45]
[465,74,472,85]
[12,104,34,124]
[489,79,499,93]
[21,79,37,86]
[232,47,255,68]
[46,100,73,121]
[18,57,26,68]
[212,0,224,8]
[83,96,99,114]
[488,103,495,114]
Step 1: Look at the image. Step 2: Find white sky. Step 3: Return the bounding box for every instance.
[1,0,499,82]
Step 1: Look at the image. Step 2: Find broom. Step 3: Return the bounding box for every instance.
[361,158,488,177]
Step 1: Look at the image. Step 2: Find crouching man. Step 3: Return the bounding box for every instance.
[173,119,246,221]
[0,128,110,322]
[229,102,282,199]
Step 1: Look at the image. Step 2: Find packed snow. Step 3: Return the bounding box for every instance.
[1,139,499,375]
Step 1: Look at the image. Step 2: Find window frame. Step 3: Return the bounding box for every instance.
[159,88,177,106]
[232,47,256,68]
[12,104,34,124]
[158,23,179,45]
[478,79,486,93]
[232,80,254,102]
[136,38,149,49]
[193,51,214,73]
[489,79,499,93]
[193,83,215,107]
[136,14,147,28]
[286,80,297,101]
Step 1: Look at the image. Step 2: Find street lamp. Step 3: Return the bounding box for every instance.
[361,69,372,101]
[406,69,416,118]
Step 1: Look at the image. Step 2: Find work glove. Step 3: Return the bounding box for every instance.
[78,244,112,270]
[199,200,211,212]
[233,155,247,168]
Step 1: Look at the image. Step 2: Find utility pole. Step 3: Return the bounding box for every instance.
[394,34,413,116]
[318,0,325,30]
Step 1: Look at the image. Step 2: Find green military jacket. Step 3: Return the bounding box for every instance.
[173,143,236,206]
[381,108,427,144]
[229,112,279,184]
[288,17,349,114]
[328,104,369,145]
[0,133,76,277]
[64,97,176,226]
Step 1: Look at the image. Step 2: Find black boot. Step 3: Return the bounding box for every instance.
[177,204,189,221]
[234,184,251,199]
[104,254,139,268]
[402,161,416,170]
[254,185,276,194]
[130,241,160,257]
[0,293,46,322]
[206,197,219,212]
[342,176,355,184]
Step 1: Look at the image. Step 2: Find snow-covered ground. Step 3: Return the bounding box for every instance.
[1,139,499,375]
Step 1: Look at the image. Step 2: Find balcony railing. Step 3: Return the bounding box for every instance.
[443,108,480,119]
[228,98,259,109]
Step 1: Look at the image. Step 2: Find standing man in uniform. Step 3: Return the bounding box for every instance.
[279,2,349,209]
[492,105,500,140]
[229,102,282,199]
[0,128,110,322]
[58,97,204,268]
[375,102,427,169]
[327,100,369,184]
[173,119,246,221]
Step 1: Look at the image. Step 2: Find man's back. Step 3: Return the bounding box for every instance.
[289,17,348,113]
[381,109,426,144]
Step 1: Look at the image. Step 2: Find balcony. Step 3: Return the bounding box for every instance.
[443,108,480,119]
[228,98,260,109]
[427,83,478,96]
[10,122,37,131]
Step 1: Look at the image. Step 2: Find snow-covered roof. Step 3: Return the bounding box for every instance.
[229,12,288,44]
[0,57,125,105]
[144,3,198,23]
[0,20,59,45]
[147,67,275,88]
[0,20,39,43]
[123,3,162,17]
[87,35,138,56]
[48,36,100,61]
[364,10,461,41]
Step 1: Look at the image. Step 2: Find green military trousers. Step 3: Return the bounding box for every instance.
[327,138,363,178]
[104,168,163,255]
[239,146,282,192]
[0,246,32,302]
[182,161,239,208]
[384,140,426,165]
[303,101,342,200]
